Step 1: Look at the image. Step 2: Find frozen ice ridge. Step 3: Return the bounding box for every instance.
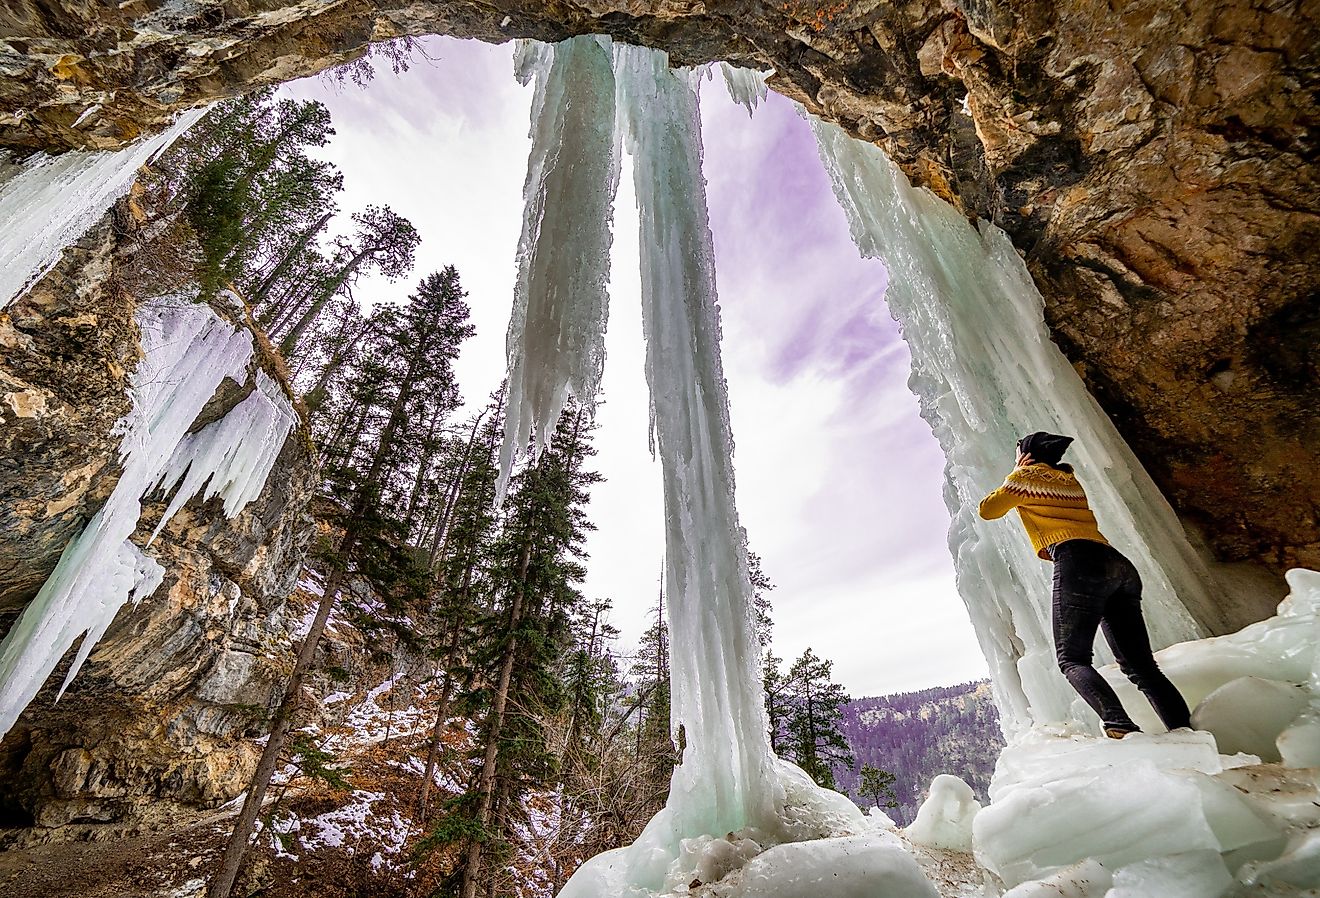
[811,116,1224,737]
[0,107,207,310]
[0,294,298,738]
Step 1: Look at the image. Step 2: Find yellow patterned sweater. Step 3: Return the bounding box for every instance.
[978,463,1109,560]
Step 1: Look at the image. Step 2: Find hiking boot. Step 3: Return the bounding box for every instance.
[1104,726,1140,739]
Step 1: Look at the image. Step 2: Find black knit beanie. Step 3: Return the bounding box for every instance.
[1018,431,1075,467]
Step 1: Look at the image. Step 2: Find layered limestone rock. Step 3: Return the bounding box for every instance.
[2,1,1313,610]
[0,206,317,829]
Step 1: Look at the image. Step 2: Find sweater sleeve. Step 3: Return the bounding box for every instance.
[978,470,1024,520]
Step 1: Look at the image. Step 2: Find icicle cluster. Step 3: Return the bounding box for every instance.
[0,296,297,738]
[497,35,621,500]
[497,42,894,897]
[810,118,1220,736]
[719,63,769,116]
[0,108,207,309]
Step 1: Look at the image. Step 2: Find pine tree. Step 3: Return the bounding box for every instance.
[859,764,900,811]
[418,399,504,816]
[154,89,340,300]
[455,404,601,898]
[783,648,855,790]
[275,205,420,356]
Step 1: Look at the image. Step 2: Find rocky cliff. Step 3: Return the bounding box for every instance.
[2,1,1314,603]
[0,204,317,829]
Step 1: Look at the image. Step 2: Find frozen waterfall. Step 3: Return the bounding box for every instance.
[810,119,1221,736]
[497,35,621,500]
[0,295,297,738]
[0,107,207,309]
[494,41,914,897]
[615,38,778,851]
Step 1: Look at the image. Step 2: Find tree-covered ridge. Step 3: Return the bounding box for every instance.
[833,681,1004,826]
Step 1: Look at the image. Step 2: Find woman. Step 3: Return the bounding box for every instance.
[978,431,1191,738]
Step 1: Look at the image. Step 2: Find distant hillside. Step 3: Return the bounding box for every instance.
[832,681,1004,826]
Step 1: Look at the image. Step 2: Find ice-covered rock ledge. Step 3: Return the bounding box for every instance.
[0,274,314,827]
[967,569,1320,898]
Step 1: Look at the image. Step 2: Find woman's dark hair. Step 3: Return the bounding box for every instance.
[1018,431,1075,469]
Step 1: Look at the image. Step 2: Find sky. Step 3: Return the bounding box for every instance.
[280,36,988,697]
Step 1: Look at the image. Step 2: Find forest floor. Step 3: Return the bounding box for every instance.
[0,811,234,898]
[0,812,989,898]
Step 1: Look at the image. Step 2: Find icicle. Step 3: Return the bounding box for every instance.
[148,369,299,540]
[622,40,779,847]
[810,119,1219,737]
[497,35,621,500]
[0,107,207,309]
[0,296,297,737]
[719,63,770,116]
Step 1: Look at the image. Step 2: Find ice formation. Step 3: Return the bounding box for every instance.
[810,118,1223,737]
[970,568,1320,894]
[725,832,939,898]
[497,35,621,500]
[904,773,980,852]
[0,294,297,738]
[1101,566,1320,763]
[0,107,206,309]
[614,39,779,849]
[719,63,769,116]
[489,40,895,897]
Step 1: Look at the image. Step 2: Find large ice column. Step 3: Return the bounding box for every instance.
[0,295,298,738]
[497,35,621,499]
[556,46,784,896]
[811,120,1219,737]
[619,42,779,845]
[0,107,207,309]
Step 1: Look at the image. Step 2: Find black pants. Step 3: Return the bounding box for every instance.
[1051,539,1191,732]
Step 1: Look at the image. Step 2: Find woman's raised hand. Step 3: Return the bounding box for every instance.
[1015,448,1036,468]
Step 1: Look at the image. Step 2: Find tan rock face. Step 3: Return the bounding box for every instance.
[0,8,1315,581]
[0,206,316,827]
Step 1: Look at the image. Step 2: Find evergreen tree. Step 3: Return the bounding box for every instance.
[453,404,601,898]
[783,648,855,790]
[418,399,504,816]
[155,89,340,300]
[275,205,420,356]
[859,763,900,811]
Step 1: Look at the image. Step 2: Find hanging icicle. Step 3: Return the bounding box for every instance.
[810,118,1219,736]
[497,35,621,500]
[719,63,770,116]
[0,295,298,737]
